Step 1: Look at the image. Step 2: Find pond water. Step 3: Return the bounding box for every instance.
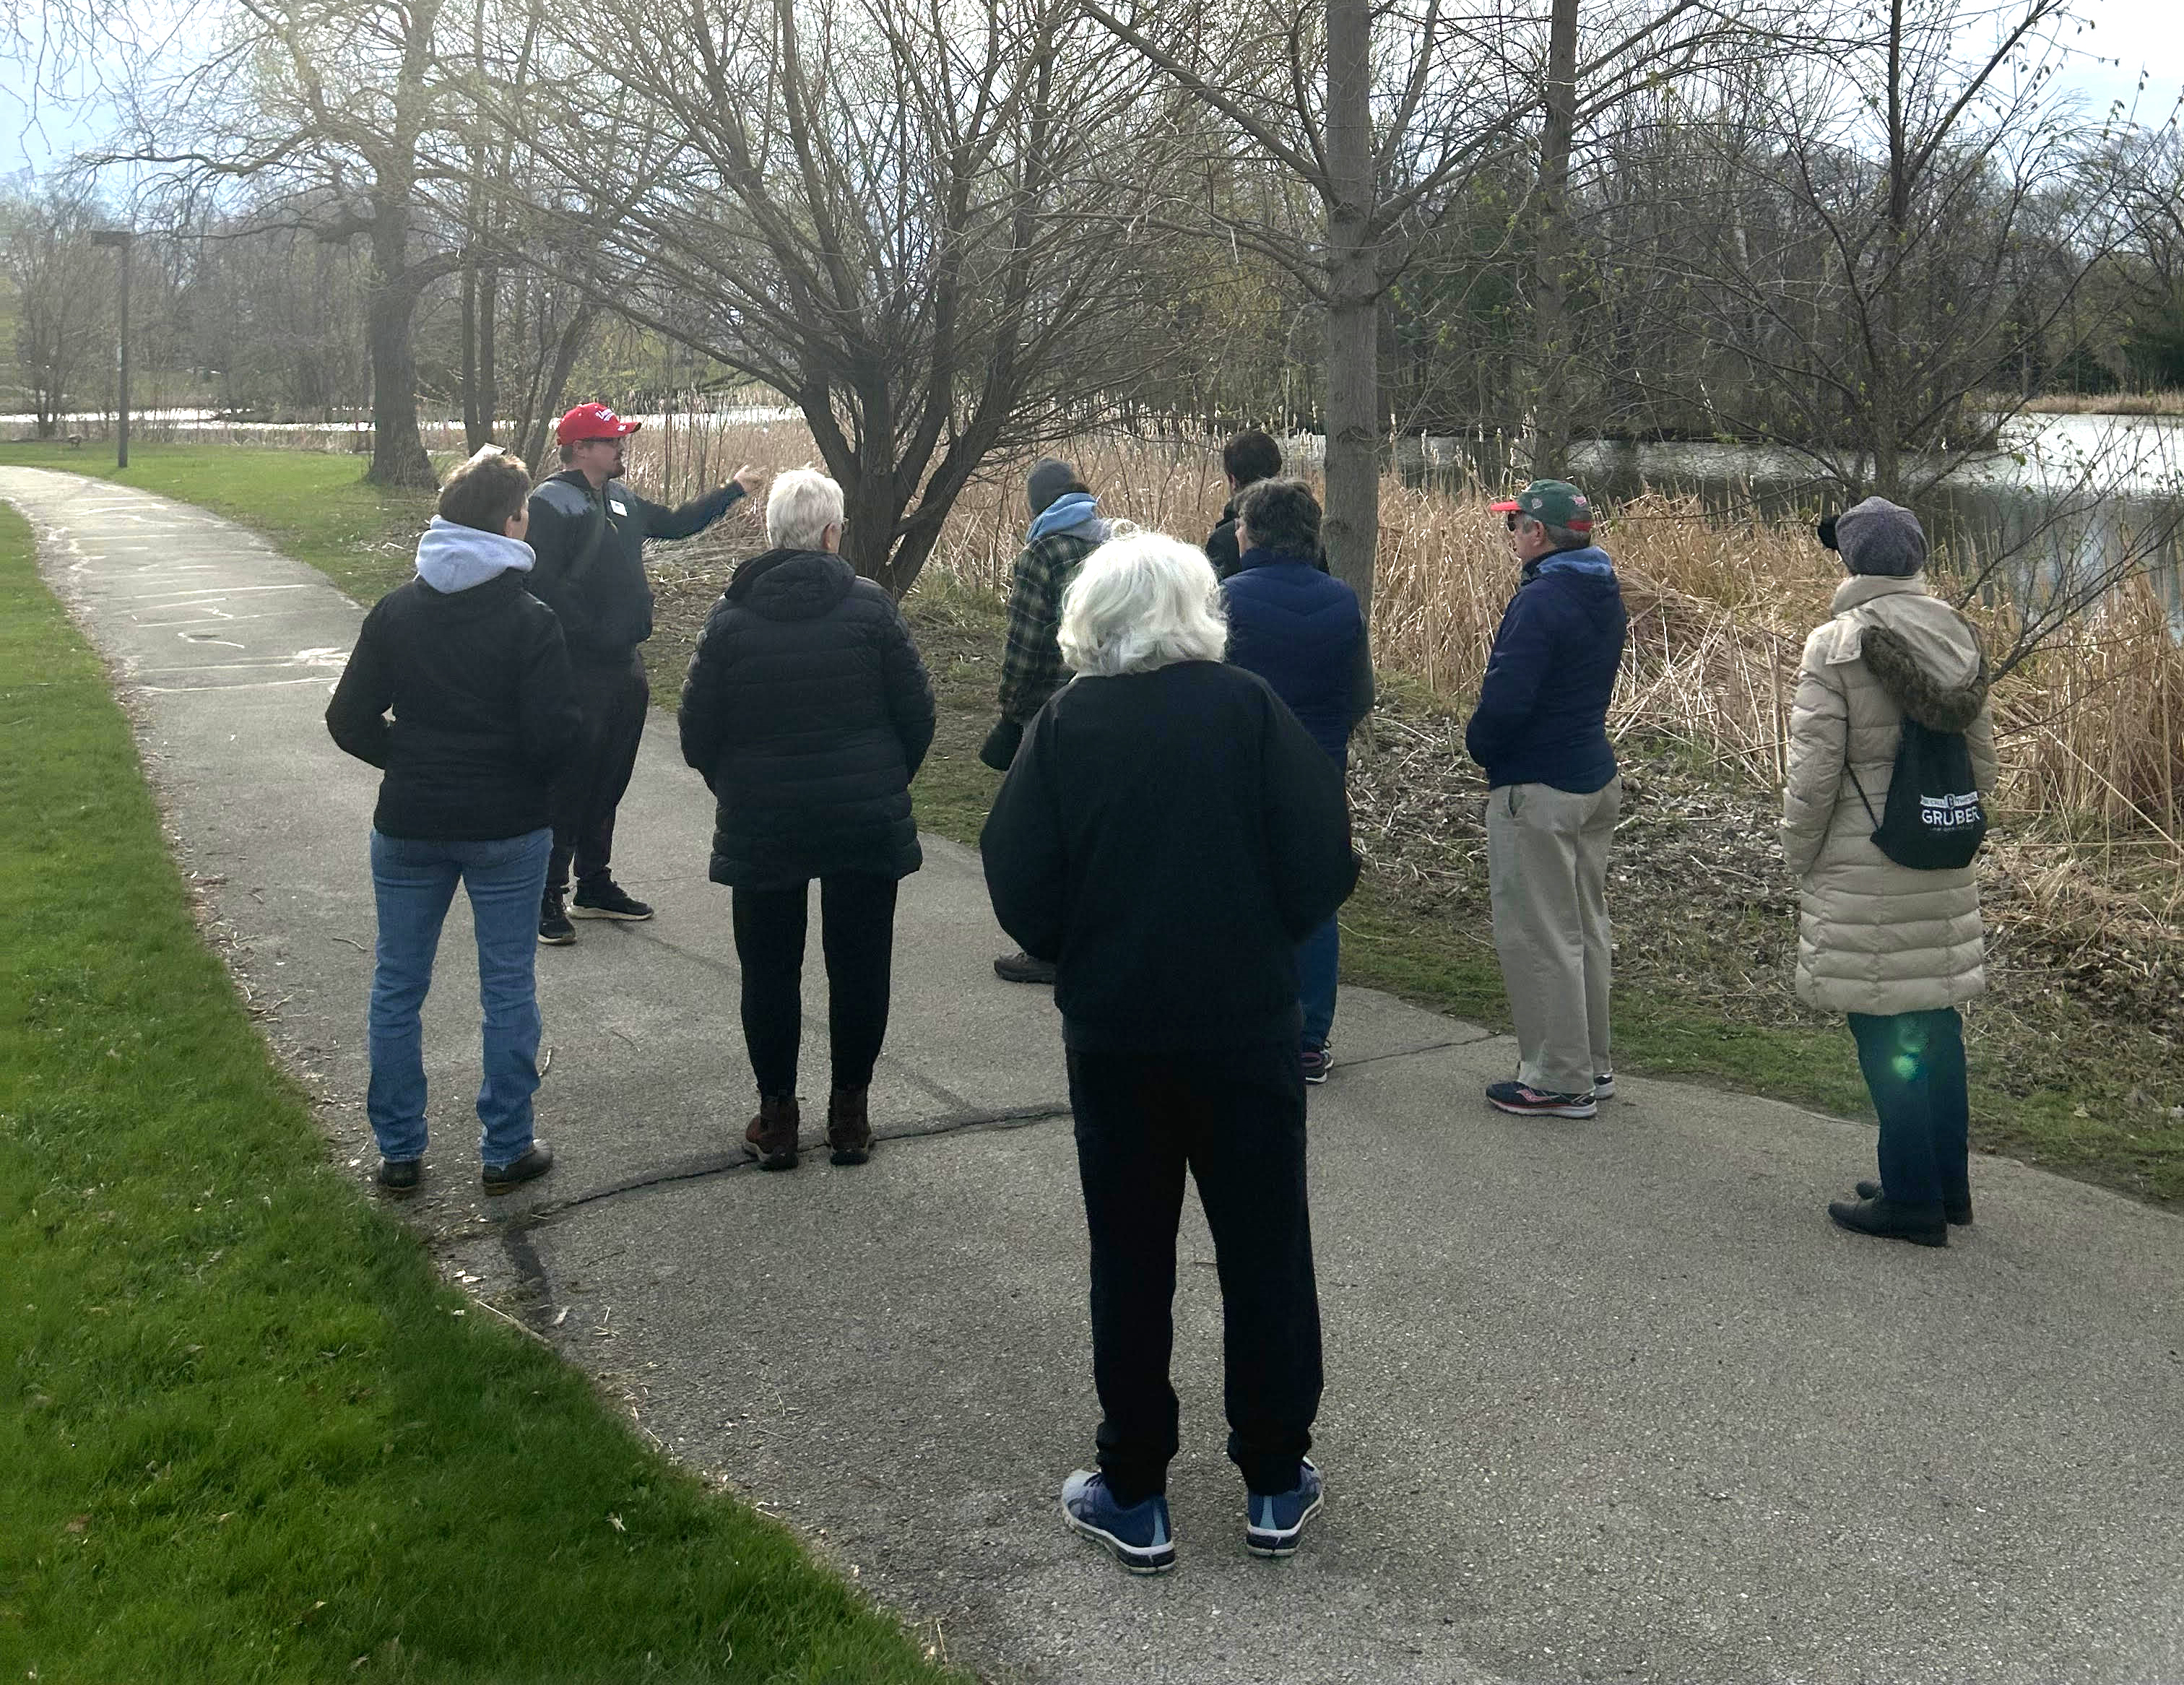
[1398,412,2184,631]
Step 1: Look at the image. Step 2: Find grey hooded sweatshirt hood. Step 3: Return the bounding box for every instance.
[414,516,536,594]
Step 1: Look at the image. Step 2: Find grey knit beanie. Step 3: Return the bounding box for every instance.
[1832,496,1927,577]
[1027,458,1078,517]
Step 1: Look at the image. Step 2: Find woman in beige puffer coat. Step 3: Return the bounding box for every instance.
[1780,498,1997,1249]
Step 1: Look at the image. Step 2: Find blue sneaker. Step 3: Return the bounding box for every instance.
[1061,1470,1176,1574]
[1245,1458,1323,1557]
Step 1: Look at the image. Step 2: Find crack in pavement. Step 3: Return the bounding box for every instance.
[510,1029,1492,1231]
[490,1032,1493,1317]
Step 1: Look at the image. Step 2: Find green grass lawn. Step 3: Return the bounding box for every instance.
[0,491,957,1682]
[0,439,436,602]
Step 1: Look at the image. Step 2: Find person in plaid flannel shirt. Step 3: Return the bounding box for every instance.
[981,456,1111,983]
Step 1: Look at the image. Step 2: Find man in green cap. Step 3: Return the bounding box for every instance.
[1465,479,1628,1119]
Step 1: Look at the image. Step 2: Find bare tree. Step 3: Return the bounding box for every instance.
[99,0,478,485]
[2109,120,2184,386]
[519,0,1178,596]
[0,181,112,435]
[1080,0,1762,608]
[1660,0,2124,501]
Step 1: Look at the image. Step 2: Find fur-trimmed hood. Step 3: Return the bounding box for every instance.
[1861,622,1989,732]
[1816,573,1986,729]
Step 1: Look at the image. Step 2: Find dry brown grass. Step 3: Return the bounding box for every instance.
[2008,391,2184,417]
[623,417,2184,865]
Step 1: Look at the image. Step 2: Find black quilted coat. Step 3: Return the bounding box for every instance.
[677,547,936,889]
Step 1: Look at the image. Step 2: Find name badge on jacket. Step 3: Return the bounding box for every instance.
[609,499,628,516]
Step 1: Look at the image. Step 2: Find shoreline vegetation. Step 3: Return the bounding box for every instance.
[15,386,2184,454]
[4,438,2177,1211]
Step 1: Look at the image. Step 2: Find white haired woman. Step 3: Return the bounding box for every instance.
[678,468,936,1170]
[981,532,1358,1574]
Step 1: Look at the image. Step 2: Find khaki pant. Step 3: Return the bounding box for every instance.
[1486,777,1620,1097]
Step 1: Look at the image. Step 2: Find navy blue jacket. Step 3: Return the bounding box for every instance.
[1464,548,1626,792]
[1222,550,1374,764]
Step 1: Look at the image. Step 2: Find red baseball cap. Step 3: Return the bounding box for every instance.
[555,402,642,444]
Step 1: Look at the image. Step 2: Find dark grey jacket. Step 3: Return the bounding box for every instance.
[678,547,936,889]
[526,469,745,664]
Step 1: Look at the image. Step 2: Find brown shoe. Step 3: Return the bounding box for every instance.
[744,1095,800,1171]
[827,1086,873,1166]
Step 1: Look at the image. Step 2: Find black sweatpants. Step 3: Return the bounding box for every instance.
[731,874,901,1099]
[1066,1039,1323,1503]
[548,652,649,896]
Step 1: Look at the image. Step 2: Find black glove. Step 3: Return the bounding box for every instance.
[1816,514,1840,552]
[978,718,1024,771]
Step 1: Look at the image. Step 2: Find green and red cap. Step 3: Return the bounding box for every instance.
[1491,478,1593,534]
[555,402,642,444]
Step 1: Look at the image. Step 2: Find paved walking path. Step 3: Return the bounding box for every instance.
[9,464,2183,1684]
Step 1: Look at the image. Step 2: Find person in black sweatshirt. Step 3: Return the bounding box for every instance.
[525,402,765,945]
[1202,428,1283,581]
[981,532,1358,1574]
[326,447,581,1195]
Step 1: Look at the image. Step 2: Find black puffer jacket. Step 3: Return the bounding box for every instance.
[677,547,937,888]
[326,568,580,841]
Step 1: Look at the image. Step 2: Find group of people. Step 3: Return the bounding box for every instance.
[326,406,1998,1574]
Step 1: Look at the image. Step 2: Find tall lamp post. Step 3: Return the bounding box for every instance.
[90,228,132,469]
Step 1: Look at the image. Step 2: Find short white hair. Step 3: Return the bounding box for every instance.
[767,467,845,551]
[1057,532,1228,677]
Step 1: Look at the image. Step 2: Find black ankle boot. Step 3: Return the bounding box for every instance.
[1856,1179,1972,1226]
[1828,1194,1947,1248]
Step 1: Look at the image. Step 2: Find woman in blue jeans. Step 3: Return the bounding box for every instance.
[326,447,581,1192]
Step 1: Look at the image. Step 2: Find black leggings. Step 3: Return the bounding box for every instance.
[731,874,900,1099]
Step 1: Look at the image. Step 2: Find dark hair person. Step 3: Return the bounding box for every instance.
[326,446,581,1194]
[678,469,937,1171]
[982,532,1358,1574]
[1205,430,1297,581]
[1782,498,1997,1247]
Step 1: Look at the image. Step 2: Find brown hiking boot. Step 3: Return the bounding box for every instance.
[744,1095,800,1171]
[827,1086,872,1166]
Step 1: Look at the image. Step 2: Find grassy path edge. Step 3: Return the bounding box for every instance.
[0,492,958,1682]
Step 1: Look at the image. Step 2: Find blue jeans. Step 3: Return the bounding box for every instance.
[1297,915,1339,1049]
[368,828,552,1168]
[1847,1007,1970,1213]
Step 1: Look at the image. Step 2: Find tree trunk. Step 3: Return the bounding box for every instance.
[364,207,438,489]
[1321,0,1379,616]
[1871,0,1908,501]
[477,261,499,448]
[519,300,598,472]
[1522,0,1580,480]
[460,265,486,451]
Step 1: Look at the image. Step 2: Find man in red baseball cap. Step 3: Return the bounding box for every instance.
[526,403,765,945]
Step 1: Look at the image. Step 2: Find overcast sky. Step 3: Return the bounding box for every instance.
[3,0,2181,185]
[2060,0,2184,118]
